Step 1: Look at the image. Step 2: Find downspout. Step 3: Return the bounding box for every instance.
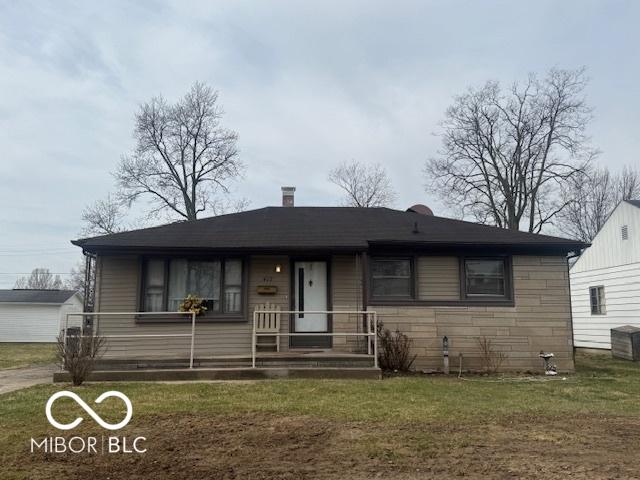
[360,251,368,312]
[360,251,369,345]
[82,250,97,312]
[566,249,582,367]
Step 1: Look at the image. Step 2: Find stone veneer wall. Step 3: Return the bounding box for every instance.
[371,255,574,372]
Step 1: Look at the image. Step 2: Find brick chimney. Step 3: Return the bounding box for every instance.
[281,186,296,207]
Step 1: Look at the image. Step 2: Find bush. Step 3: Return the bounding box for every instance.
[376,322,417,372]
[477,336,507,373]
[56,332,106,386]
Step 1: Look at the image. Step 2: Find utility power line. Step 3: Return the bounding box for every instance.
[0,272,74,275]
[0,252,79,257]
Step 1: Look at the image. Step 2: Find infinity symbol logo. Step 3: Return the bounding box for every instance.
[45,391,133,431]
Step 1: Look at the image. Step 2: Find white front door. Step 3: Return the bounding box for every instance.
[292,261,330,348]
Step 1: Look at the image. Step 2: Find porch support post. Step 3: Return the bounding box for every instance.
[360,251,368,312]
[373,311,378,369]
[189,311,196,369]
[252,310,257,368]
[367,313,372,356]
[63,313,69,366]
[361,251,370,355]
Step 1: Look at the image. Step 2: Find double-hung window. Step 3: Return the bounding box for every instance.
[371,258,414,298]
[142,258,243,316]
[464,258,508,298]
[589,286,606,315]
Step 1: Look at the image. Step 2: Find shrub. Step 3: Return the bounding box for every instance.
[477,336,507,373]
[376,322,417,372]
[56,332,106,386]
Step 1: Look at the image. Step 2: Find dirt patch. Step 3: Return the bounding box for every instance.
[11,413,640,479]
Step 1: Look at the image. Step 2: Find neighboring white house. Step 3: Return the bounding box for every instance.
[0,290,83,343]
[571,200,640,349]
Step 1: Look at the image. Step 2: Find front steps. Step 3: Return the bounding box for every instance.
[53,366,381,382]
[92,352,375,371]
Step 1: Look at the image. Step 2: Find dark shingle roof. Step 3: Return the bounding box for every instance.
[0,289,78,304]
[72,207,587,254]
[625,199,640,209]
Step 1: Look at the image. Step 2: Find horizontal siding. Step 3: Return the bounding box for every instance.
[331,255,365,352]
[95,255,291,358]
[417,256,460,300]
[570,262,640,349]
[0,304,62,342]
[572,202,640,273]
[248,255,290,351]
[96,255,138,313]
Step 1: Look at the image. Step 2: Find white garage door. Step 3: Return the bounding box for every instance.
[0,304,60,342]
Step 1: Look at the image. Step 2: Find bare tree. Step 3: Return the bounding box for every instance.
[558,165,640,242]
[115,82,242,221]
[81,194,127,236]
[618,165,640,201]
[426,68,595,232]
[329,160,396,207]
[65,260,87,293]
[15,268,63,290]
[209,196,251,216]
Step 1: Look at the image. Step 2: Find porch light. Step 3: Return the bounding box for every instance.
[275,264,282,273]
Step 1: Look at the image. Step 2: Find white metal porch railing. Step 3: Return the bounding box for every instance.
[252,310,378,369]
[62,310,378,370]
[63,311,197,367]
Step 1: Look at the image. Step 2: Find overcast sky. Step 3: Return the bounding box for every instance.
[0,0,638,287]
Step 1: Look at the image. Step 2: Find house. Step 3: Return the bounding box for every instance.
[70,187,586,373]
[570,200,640,350]
[0,289,83,343]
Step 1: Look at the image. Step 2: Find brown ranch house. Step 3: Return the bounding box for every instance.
[69,188,587,379]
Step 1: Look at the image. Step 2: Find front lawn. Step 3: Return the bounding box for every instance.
[0,343,56,369]
[1,352,638,479]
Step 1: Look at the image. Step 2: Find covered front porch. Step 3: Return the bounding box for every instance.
[58,308,379,380]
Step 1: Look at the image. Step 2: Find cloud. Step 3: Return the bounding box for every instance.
[0,0,638,286]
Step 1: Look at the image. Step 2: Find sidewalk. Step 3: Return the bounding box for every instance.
[0,364,55,395]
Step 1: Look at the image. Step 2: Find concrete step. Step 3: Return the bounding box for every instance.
[53,367,382,382]
[94,355,375,371]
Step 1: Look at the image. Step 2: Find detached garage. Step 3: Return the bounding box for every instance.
[0,290,83,343]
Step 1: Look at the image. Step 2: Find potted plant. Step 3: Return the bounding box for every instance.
[178,294,208,316]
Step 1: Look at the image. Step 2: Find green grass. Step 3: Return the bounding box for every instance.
[1,352,639,479]
[0,343,56,369]
[1,352,638,427]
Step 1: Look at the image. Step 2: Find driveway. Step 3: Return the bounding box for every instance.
[0,364,55,395]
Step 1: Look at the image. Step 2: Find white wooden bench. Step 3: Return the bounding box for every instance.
[254,303,281,352]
